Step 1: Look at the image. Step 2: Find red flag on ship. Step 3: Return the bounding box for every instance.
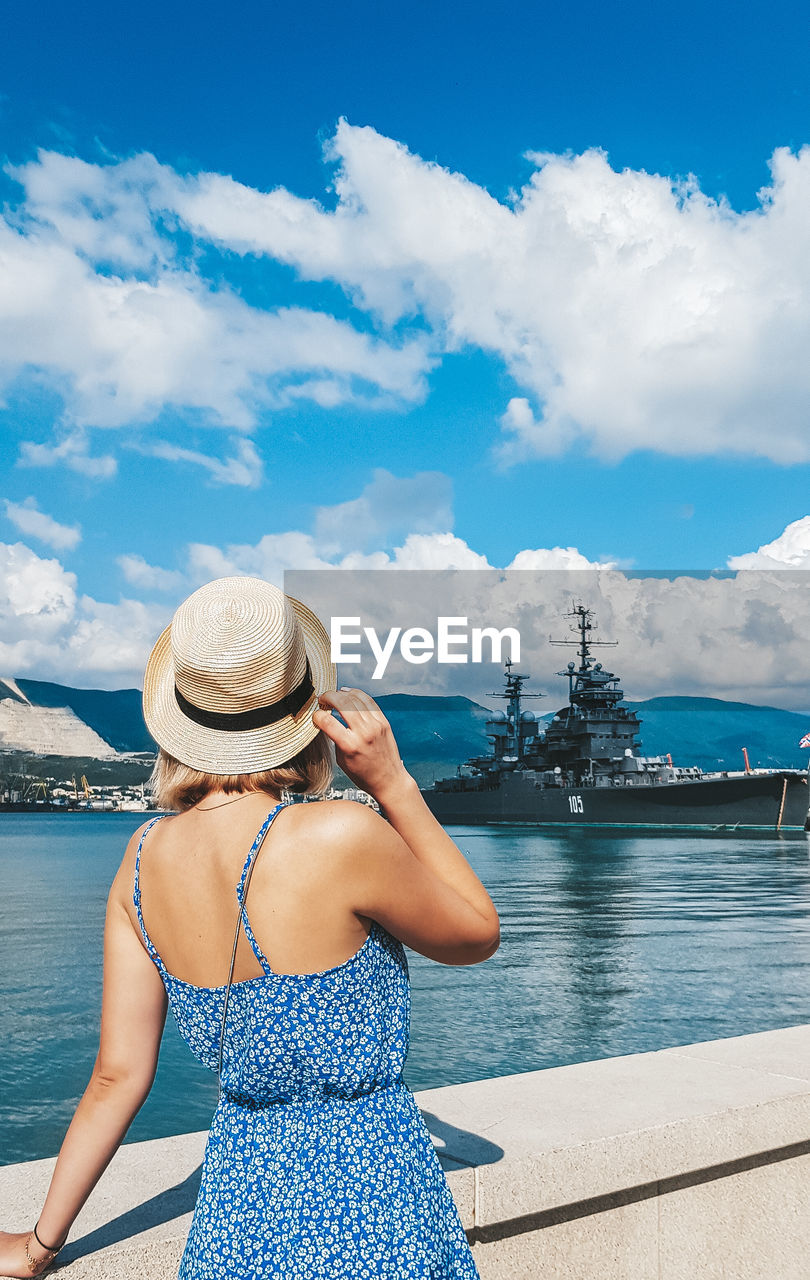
[800,733,810,749]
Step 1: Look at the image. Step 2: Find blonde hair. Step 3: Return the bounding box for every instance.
[149,732,334,812]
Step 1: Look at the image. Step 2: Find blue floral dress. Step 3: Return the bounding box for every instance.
[133,801,480,1278]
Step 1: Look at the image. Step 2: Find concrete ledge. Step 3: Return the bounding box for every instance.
[3,1025,810,1278]
[417,1022,810,1229]
[0,1129,204,1278]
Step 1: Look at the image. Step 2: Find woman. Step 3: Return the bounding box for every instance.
[0,576,499,1279]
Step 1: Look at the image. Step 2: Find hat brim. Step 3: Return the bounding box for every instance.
[142,595,337,773]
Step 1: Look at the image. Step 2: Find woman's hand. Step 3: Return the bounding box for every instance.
[0,1228,59,1277]
[313,685,500,966]
[312,688,413,805]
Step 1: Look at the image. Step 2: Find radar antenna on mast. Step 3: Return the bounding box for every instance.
[549,603,617,669]
[480,657,544,765]
[488,656,543,702]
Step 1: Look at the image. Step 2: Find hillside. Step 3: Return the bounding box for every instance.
[1,678,808,785]
[624,696,810,773]
[0,679,118,759]
[14,679,154,752]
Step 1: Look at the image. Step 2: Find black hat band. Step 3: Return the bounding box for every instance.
[174,658,314,732]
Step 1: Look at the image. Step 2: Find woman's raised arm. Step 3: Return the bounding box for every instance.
[0,836,168,1277]
[312,688,500,965]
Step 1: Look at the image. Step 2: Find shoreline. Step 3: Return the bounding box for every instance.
[3,806,810,834]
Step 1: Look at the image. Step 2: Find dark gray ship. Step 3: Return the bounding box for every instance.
[421,606,810,832]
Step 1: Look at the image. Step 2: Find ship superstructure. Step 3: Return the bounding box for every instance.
[421,606,809,831]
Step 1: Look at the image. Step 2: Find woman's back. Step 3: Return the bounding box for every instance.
[131,796,411,1103]
[128,792,378,986]
[130,796,478,1279]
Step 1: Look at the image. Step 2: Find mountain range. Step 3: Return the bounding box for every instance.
[1,677,809,785]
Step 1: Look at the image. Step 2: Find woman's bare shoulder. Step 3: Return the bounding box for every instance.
[275,800,399,902]
[285,797,385,828]
[282,798,389,850]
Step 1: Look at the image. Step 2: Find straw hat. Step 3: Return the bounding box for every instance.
[142,576,336,773]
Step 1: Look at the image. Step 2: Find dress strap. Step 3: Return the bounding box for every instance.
[132,814,171,979]
[235,800,288,976]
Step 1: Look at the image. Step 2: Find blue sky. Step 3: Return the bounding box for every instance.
[3,0,810,686]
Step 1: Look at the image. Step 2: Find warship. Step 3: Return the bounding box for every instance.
[421,606,810,832]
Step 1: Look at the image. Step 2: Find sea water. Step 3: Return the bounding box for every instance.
[2,814,810,1165]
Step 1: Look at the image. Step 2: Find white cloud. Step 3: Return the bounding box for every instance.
[8,129,810,469]
[112,466,614,599]
[507,545,616,570]
[1,147,430,451]
[117,554,186,593]
[7,151,173,274]
[3,504,810,710]
[4,497,81,550]
[0,534,605,690]
[286,565,810,710]
[69,595,171,680]
[170,527,606,583]
[0,532,499,689]
[727,516,810,569]
[0,542,77,639]
[183,528,492,579]
[386,532,492,570]
[313,468,453,554]
[139,435,264,488]
[0,540,168,687]
[186,531,336,585]
[162,122,810,464]
[18,430,117,479]
[498,398,570,462]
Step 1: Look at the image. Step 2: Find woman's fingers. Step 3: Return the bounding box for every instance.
[316,689,377,735]
[311,701,355,753]
[313,690,379,751]
[313,688,408,799]
[339,686,392,726]
[334,692,383,741]
[317,690,393,752]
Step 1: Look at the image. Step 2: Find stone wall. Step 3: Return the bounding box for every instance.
[2,1025,809,1279]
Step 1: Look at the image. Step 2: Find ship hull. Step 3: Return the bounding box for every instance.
[421,770,810,831]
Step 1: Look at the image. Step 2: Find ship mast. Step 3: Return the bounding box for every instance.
[550,604,617,696]
[488,657,542,725]
[458,657,544,771]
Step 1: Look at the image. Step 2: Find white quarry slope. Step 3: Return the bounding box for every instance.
[0,682,116,758]
[1,678,29,703]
